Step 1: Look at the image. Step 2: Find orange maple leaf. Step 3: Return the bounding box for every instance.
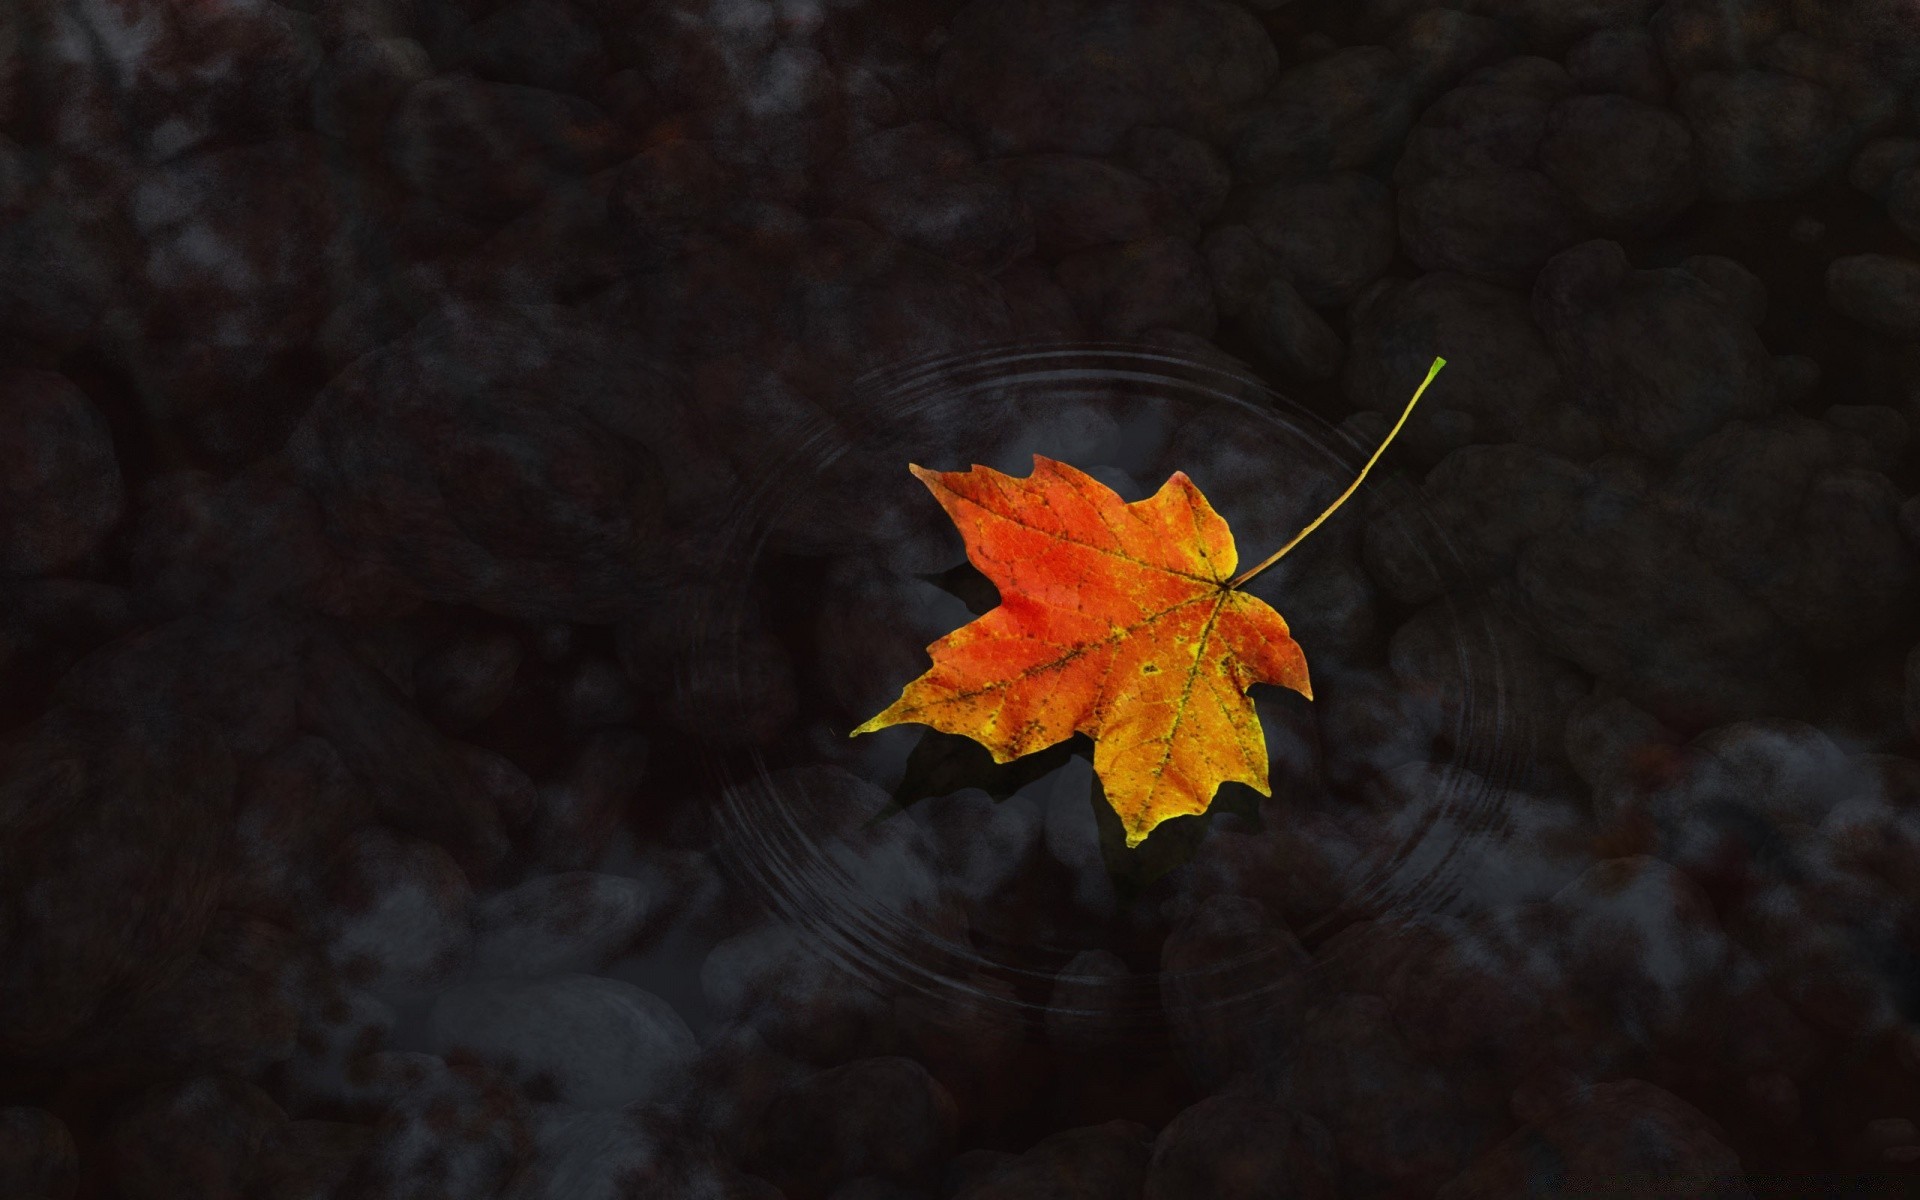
[854,358,1446,847]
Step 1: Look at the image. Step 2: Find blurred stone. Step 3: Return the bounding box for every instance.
[1235,46,1418,180]
[701,921,895,1065]
[1651,0,1790,77]
[1232,276,1343,380]
[353,1052,529,1198]
[1399,167,1579,284]
[414,631,523,732]
[845,169,1033,273]
[386,75,622,221]
[106,1076,285,1200]
[286,303,668,624]
[1143,1092,1337,1200]
[468,870,671,979]
[1438,1079,1749,1198]
[1364,442,1593,604]
[1282,993,1489,1193]
[1346,271,1564,443]
[1827,253,1920,336]
[426,975,696,1107]
[992,154,1167,258]
[1200,223,1279,319]
[960,1121,1149,1200]
[322,827,473,999]
[1244,172,1397,306]
[1849,137,1920,199]
[0,1108,76,1200]
[935,0,1276,155]
[1392,8,1517,91]
[453,0,608,92]
[747,1057,957,1194]
[1682,253,1767,326]
[1537,94,1697,234]
[1533,239,1776,457]
[1161,895,1311,1088]
[1121,126,1230,226]
[1565,26,1667,104]
[1676,68,1851,202]
[1055,235,1216,339]
[0,705,232,1058]
[1515,478,1804,725]
[312,36,433,145]
[0,368,122,575]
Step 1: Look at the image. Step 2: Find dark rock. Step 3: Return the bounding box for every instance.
[1681,253,1767,325]
[1537,93,1697,233]
[1232,276,1343,379]
[0,190,111,353]
[312,36,433,145]
[992,154,1167,258]
[287,303,667,624]
[1365,442,1593,603]
[350,1052,530,1198]
[1565,26,1668,103]
[1464,54,1575,95]
[126,135,343,463]
[959,1121,1149,1200]
[0,705,232,1058]
[1392,8,1518,91]
[452,0,608,92]
[998,261,1086,339]
[1399,167,1580,283]
[1651,0,1790,77]
[748,1057,957,1194]
[776,219,1014,395]
[701,920,895,1065]
[468,870,672,979]
[1533,239,1776,457]
[1244,172,1397,306]
[413,631,523,732]
[386,75,623,221]
[1908,644,1920,741]
[1161,896,1311,1087]
[606,137,736,264]
[86,912,304,1077]
[1663,416,1919,649]
[845,169,1033,273]
[1543,855,1738,1037]
[253,1120,370,1200]
[1200,223,1278,319]
[1055,235,1216,339]
[1849,136,1920,199]
[1514,478,1804,724]
[935,0,1277,155]
[107,1076,285,1200]
[321,826,473,999]
[1143,1092,1337,1200]
[1347,271,1566,444]
[0,369,122,576]
[1827,253,1920,336]
[426,975,697,1107]
[1438,1079,1749,1198]
[0,1108,76,1200]
[1234,46,1418,180]
[832,122,977,188]
[1675,68,1852,202]
[1121,126,1230,226]
[1396,79,1554,185]
[1282,993,1489,1193]
[1884,167,1920,244]
[302,638,532,869]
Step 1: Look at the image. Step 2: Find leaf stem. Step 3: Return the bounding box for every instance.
[1228,356,1446,591]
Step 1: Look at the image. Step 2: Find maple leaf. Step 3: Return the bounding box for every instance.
[854,358,1446,847]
